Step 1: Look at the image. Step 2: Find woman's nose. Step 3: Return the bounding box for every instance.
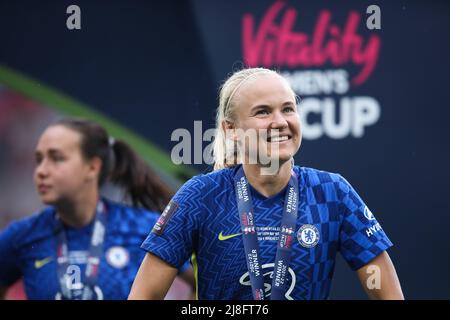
[269,111,288,129]
[35,160,49,178]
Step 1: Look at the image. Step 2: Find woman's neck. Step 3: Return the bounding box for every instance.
[56,190,99,228]
[242,160,293,198]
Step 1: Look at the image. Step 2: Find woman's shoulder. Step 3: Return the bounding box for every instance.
[295,166,357,202]
[103,198,160,234]
[178,167,236,193]
[295,166,345,187]
[0,207,56,246]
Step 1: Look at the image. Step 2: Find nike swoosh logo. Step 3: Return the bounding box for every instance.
[218,232,242,241]
[34,256,53,269]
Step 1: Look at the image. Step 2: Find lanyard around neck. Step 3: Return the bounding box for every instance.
[234,166,299,300]
[54,200,107,300]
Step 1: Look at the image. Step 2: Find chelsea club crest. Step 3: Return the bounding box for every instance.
[297,224,320,248]
[106,246,130,269]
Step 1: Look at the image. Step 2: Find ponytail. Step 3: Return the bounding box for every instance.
[53,118,174,212]
[109,140,173,212]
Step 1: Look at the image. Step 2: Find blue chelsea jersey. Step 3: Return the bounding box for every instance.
[0,198,190,300]
[141,165,393,300]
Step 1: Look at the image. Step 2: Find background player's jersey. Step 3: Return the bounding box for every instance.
[0,198,189,300]
[142,165,393,300]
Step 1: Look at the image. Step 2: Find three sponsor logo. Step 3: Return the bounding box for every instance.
[363,206,384,238]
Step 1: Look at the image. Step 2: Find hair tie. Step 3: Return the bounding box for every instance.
[108,137,116,147]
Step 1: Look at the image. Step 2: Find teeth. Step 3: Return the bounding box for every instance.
[270,136,289,142]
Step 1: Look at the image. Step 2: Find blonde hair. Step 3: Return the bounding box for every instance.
[212,67,294,170]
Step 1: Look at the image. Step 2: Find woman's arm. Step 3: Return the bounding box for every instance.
[179,267,196,290]
[178,266,196,300]
[128,252,178,300]
[356,251,404,300]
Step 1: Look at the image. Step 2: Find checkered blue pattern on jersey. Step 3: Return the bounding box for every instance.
[142,165,392,300]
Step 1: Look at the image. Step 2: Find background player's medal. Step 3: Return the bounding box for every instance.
[81,285,94,300]
[72,287,84,300]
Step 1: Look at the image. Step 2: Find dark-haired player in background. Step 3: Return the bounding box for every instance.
[0,119,194,299]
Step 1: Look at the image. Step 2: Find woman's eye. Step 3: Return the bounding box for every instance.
[255,109,269,115]
[52,155,64,162]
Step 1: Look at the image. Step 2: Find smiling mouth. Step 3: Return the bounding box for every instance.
[267,135,292,142]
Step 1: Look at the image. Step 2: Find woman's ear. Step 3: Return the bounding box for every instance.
[86,156,102,182]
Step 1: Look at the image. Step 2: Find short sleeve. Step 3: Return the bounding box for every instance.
[0,222,23,286]
[141,176,204,269]
[337,175,393,270]
[178,259,191,274]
